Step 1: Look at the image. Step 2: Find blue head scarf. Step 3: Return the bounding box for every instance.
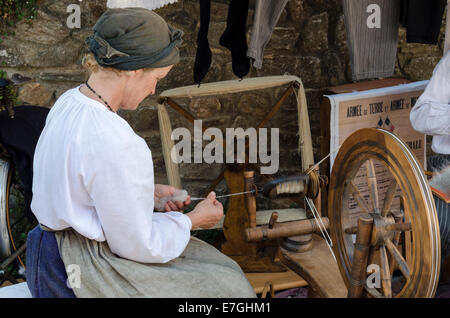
[86,8,183,70]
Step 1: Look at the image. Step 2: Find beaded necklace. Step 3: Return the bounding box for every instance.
[84,82,114,112]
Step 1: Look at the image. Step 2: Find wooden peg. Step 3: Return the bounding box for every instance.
[268,212,279,229]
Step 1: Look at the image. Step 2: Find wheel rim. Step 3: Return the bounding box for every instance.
[329,128,440,298]
[0,157,34,275]
[0,158,11,258]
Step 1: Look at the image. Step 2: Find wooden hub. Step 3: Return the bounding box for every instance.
[370,213,396,247]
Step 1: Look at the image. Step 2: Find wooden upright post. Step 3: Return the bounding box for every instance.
[244,171,257,228]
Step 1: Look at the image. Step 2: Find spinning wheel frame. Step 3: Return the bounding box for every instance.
[328,128,440,298]
[157,75,315,194]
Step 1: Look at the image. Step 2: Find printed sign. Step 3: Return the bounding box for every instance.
[327,81,428,223]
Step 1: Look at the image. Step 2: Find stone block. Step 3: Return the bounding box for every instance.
[189,96,221,118]
[258,55,322,88]
[18,82,53,106]
[301,12,328,55]
[403,56,442,81]
[15,10,69,45]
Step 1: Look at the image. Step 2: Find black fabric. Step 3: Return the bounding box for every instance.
[194,0,212,84]
[219,0,250,79]
[400,0,446,44]
[193,0,250,83]
[0,106,49,220]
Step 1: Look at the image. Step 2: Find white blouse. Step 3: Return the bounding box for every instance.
[31,86,192,263]
[410,52,450,155]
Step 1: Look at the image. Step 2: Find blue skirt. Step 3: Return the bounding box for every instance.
[25,226,76,298]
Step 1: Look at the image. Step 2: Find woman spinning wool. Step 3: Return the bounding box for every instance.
[26,8,256,298]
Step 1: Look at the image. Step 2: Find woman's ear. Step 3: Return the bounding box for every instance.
[124,69,142,78]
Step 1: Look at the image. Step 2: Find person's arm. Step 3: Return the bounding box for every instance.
[410,100,450,136]
[82,132,192,264]
[410,53,450,136]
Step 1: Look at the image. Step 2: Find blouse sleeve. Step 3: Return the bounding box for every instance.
[81,130,192,263]
[410,53,450,137]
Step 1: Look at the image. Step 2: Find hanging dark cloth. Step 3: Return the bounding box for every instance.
[193,0,250,84]
[194,0,212,84]
[0,106,50,220]
[400,0,447,44]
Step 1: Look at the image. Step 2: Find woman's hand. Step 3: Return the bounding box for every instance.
[186,192,224,230]
[154,184,191,212]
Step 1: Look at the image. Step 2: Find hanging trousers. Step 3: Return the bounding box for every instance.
[247,0,289,69]
[342,0,401,81]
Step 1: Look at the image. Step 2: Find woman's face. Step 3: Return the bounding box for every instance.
[120,65,173,110]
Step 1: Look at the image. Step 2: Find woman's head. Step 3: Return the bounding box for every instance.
[87,8,183,71]
[82,52,172,110]
[82,8,182,110]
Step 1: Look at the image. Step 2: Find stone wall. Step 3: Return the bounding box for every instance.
[0,0,446,205]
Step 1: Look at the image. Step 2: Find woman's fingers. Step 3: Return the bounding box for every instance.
[184,195,191,206]
[174,200,184,210]
[166,201,178,211]
[206,191,216,201]
[165,199,190,211]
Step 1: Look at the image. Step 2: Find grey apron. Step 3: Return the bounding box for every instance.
[52,228,256,298]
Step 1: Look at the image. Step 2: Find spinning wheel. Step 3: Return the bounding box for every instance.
[328,128,440,298]
[243,128,440,298]
[156,77,441,297]
[0,157,30,274]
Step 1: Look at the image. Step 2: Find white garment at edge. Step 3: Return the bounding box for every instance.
[107,0,178,11]
[31,86,192,263]
[410,52,450,155]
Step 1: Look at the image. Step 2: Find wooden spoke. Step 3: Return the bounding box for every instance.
[399,197,412,264]
[349,181,371,214]
[366,159,380,213]
[389,217,404,277]
[386,223,412,233]
[385,239,410,280]
[381,178,398,217]
[379,245,392,298]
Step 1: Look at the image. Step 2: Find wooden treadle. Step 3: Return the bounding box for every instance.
[245,268,308,294]
[279,234,348,298]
